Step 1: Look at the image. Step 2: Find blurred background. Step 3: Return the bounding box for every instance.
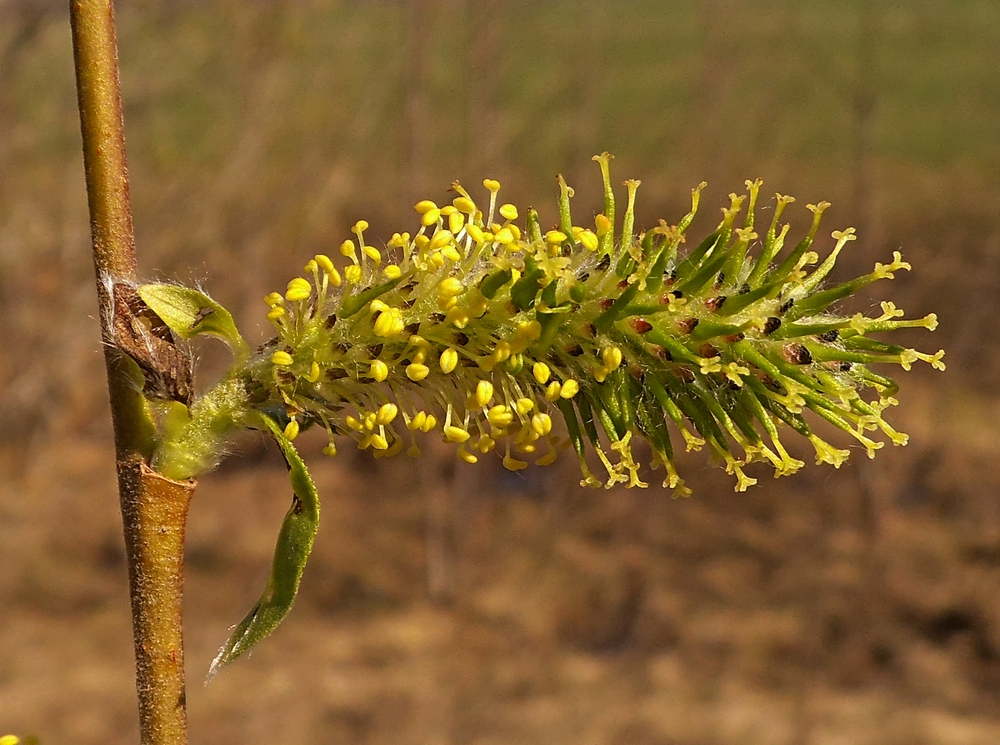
[1,0,998,742]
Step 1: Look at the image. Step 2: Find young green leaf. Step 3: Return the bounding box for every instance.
[207,413,320,678]
[138,283,250,361]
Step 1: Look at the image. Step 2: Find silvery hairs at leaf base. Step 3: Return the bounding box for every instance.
[136,153,943,671]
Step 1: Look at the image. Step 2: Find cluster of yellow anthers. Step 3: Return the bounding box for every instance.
[254,154,943,493]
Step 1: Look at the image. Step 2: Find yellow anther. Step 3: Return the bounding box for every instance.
[438,277,465,297]
[503,454,528,471]
[429,229,455,251]
[285,277,312,302]
[270,350,293,366]
[407,411,427,431]
[376,403,399,425]
[468,293,488,317]
[267,306,286,321]
[315,254,335,274]
[476,435,496,454]
[602,346,623,370]
[322,443,337,457]
[533,362,551,384]
[363,412,377,431]
[344,265,362,284]
[545,381,562,401]
[578,229,599,251]
[370,433,389,451]
[373,308,404,337]
[594,365,609,384]
[440,347,459,374]
[345,415,364,432]
[414,234,430,250]
[383,265,401,280]
[305,361,321,383]
[560,379,580,398]
[453,196,476,213]
[421,208,442,227]
[370,299,389,314]
[483,178,501,192]
[517,319,542,341]
[284,418,300,441]
[499,203,518,221]
[475,380,494,408]
[441,245,462,263]
[304,258,318,274]
[508,224,522,241]
[457,446,478,464]
[353,219,369,233]
[531,413,553,436]
[487,405,514,428]
[494,227,515,244]
[466,223,485,243]
[422,414,437,432]
[595,213,612,236]
[515,398,534,416]
[264,291,285,307]
[406,362,430,381]
[362,245,382,264]
[447,306,471,328]
[414,200,437,214]
[339,239,357,258]
[448,211,465,234]
[545,230,567,245]
[492,341,511,363]
[536,449,558,466]
[371,359,389,382]
[444,425,470,443]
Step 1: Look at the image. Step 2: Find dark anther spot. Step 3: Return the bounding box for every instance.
[567,344,585,357]
[599,298,615,310]
[618,279,630,290]
[763,317,782,335]
[402,297,415,309]
[783,343,813,365]
[583,322,597,337]
[367,343,384,358]
[631,318,653,334]
[725,333,745,343]
[191,307,214,328]
[739,283,751,295]
[326,368,349,380]
[597,255,611,271]
[779,298,794,314]
[698,343,718,359]
[652,345,672,362]
[578,272,591,283]
[818,329,840,342]
[333,342,350,355]
[403,322,420,337]
[679,318,699,334]
[454,332,470,346]
[705,295,727,312]
[430,313,446,324]
[836,361,853,372]
[277,371,296,385]
[324,314,338,329]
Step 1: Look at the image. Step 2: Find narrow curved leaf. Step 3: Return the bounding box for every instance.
[207,413,320,679]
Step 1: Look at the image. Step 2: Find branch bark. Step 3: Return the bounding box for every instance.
[70,3,193,743]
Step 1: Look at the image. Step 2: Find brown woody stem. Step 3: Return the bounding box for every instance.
[70,2,193,743]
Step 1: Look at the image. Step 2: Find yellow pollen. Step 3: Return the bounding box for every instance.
[499,203,518,220]
[466,223,485,243]
[285,277,312,302]
[414,200,438,214]
[545,230,568,245]
[515,398,534,416]
[531,413,553,436]
[421,208,442,227]
[487,405,514,428]
[339,239,357,258]
[545,381,562,401]
[284,419,300,441]
[264,292,284,307]
[439,277,465,297]
[383,265,401,279]
[421,414,437,432]
[602,346,623,370]
[371,359,389,382]
[475,380,494,408]
[560,379,580,398]
[483,178,501,192]
[407,411,427,431]
[344,265,362,284]
[406,362,430,381]
[440,347,459,374]
[444,425,470,443]
[270,351,293,366]
[578,229,599,251]
[267,306,285,321]
[494,227,515,244]
[533,362,551,384]
[376,403,399,425]
[315,254,335,274]
[503,454,528,471]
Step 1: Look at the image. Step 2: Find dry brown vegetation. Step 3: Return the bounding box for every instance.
[2,1,999,743]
